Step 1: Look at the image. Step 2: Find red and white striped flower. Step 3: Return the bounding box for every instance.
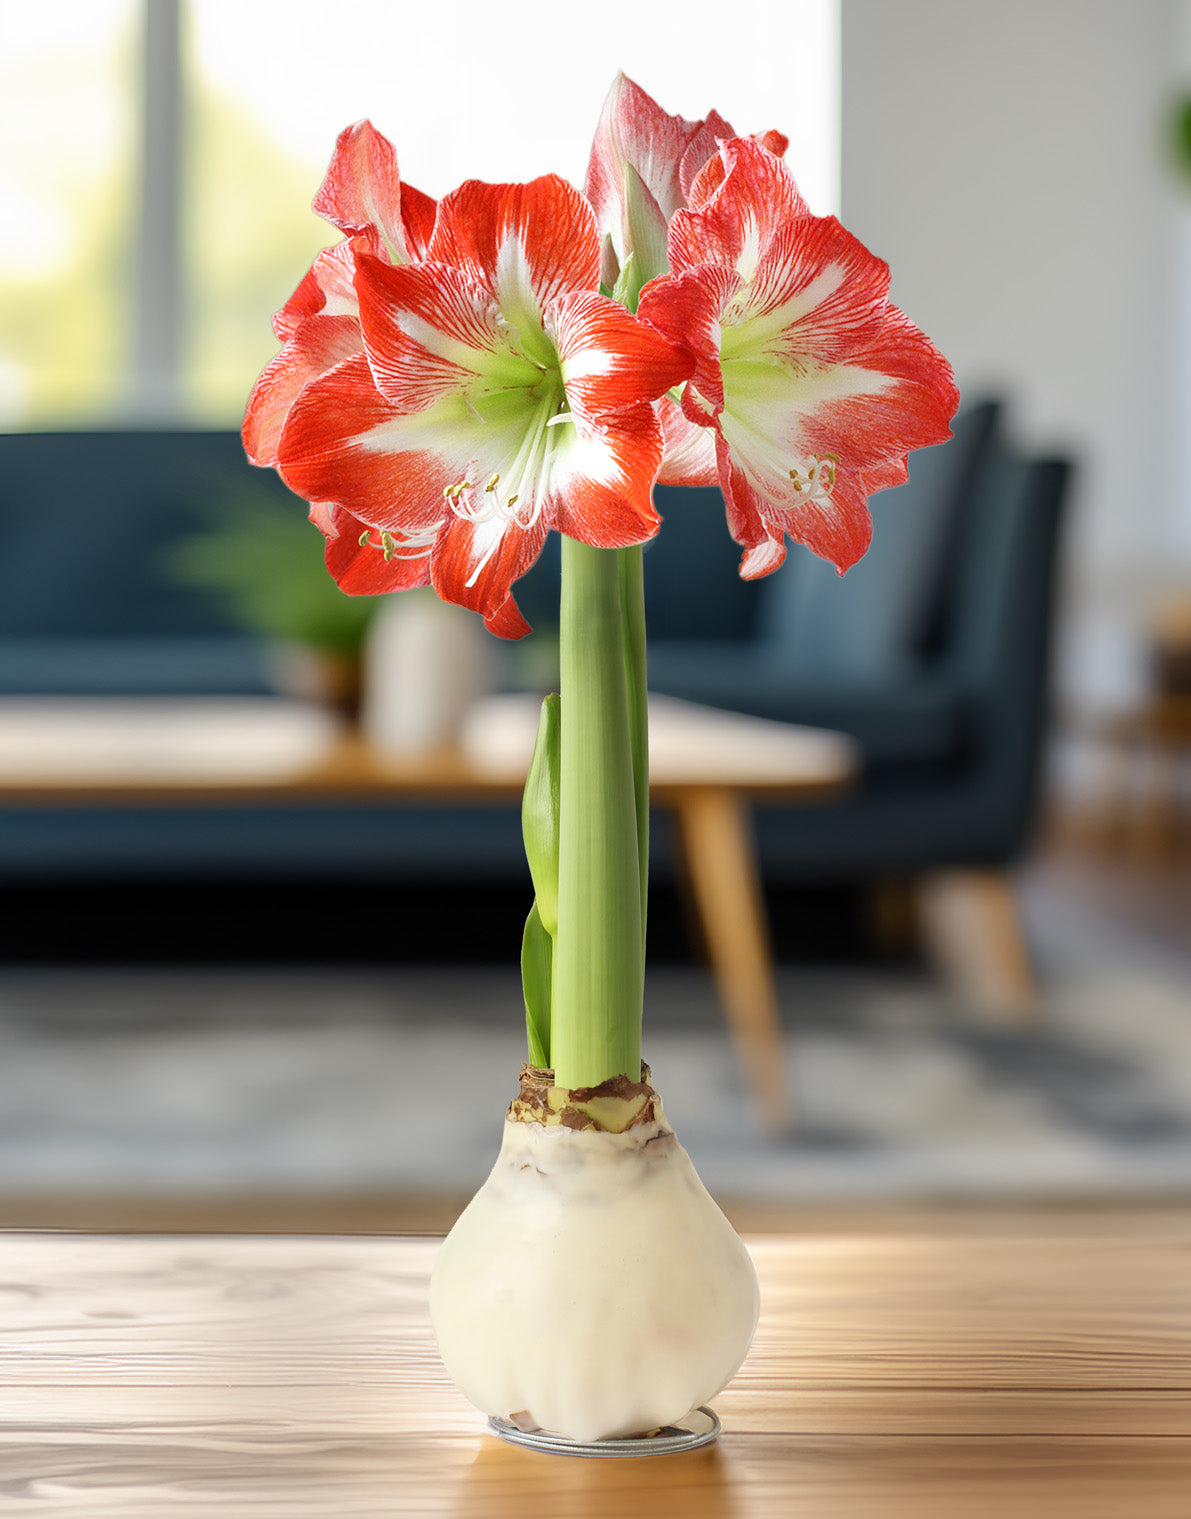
[242,119,435,472]
[637,138,960,575]
[274,175,691,636]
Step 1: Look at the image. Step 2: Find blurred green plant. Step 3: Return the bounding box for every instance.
[1170,93,1191,181]
[167,491,384,657]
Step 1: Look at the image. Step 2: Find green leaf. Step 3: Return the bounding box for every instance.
[521,901,552,1069]
[522,692,561,938]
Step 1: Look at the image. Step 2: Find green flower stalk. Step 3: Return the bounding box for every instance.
[551,537,644,1088]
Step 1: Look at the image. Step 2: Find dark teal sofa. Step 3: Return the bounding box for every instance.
[0,403,1068,893]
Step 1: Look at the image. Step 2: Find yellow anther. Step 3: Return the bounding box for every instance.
[485,474,500,493]
[358,529,372,546]
[507,494,519,507]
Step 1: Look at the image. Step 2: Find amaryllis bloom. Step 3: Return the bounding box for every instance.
[274,175,691,636]
[242,120,435,471]
[584,74,787,489]
[637,138,960,576]
[584,73,788,303]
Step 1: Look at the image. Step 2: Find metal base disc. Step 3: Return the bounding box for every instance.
[488,1405,720,1458]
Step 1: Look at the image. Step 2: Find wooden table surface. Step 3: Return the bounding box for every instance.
[2,1231,1189,1517]
[0,694,856,804]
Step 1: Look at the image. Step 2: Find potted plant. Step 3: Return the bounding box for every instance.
[244,74,958,1450]
[168,488,381,719]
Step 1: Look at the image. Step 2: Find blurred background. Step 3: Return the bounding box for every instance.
[0,0,1188,1234]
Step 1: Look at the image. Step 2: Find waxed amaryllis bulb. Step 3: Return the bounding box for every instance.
[430,1097,759,1444]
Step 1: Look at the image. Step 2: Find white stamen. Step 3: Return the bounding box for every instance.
[452,396,558,588]
[787,453,839,506]
[363,523,438,562]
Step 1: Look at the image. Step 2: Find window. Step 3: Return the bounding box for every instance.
[2,0,840,429]
[0,4,138,425]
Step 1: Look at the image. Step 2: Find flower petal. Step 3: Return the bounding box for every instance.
[677,108,736,204]
[313,503,434,596]
[273,242,359,342]
[670,137,811,278]
[314,491,527,631]
[703,283,956,498]
[311,119,435,267]
[313,121,401,249]
[754,128,790,160]
[724,215,891,366]
[636,264,740,421]
[354,252,537,413]
[860,455,910,495]
[547,404,664,547]
[431,507,546,634]
[427,176,600,348]
[549,289,691,420]
[482,595,533,640]
[397,183,437,262]
[276,353,454,535]
[683,127,789,212]
[308,500,337,538]
[243,315,363,467]
[786,306,959,475]
[656,396,718,487]
[715,432,785,576]
[585,73,709,235]
[717,433,873,576]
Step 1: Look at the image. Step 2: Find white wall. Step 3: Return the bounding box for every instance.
[192,0,840,215]
[842,0,1191,705]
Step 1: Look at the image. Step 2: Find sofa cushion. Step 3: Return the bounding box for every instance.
[0,637,273,696]
[645,641,968,768]
[0,430,301,637]
[755,401,1001,680]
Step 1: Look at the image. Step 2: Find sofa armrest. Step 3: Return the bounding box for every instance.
[645,641,970,768]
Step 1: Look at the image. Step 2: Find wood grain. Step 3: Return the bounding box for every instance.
[1,1232,1189,1516]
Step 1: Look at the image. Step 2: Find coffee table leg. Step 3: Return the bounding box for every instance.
[672,788,793,1134]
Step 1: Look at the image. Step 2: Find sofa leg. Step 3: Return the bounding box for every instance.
[917,869,1037,1018]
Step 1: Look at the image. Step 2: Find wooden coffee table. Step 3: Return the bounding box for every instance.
[0,696,857,1132]
[3,1229,1188,1517]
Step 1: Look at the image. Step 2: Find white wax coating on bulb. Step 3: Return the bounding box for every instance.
[429,1112,759,1443]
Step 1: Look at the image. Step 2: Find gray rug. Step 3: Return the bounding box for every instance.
[0,880,1189,1202]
